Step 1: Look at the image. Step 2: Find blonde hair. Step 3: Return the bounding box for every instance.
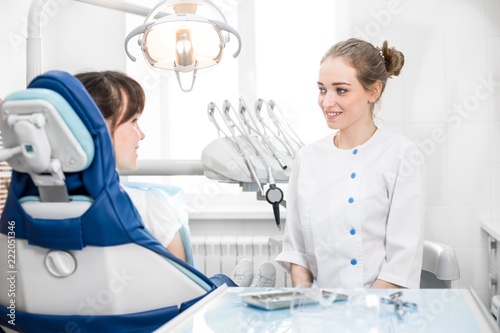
[321,38,404,98]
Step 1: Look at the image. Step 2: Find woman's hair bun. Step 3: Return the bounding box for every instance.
[381,40,404,78]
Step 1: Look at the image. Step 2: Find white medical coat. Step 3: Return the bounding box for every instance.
[275,130,425,289]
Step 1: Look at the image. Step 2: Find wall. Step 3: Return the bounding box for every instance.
[1,0,500,308]
[0,0,126,94]
[346,0,500,306]
[0,1,30,97]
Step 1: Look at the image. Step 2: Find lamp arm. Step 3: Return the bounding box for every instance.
[203,0,228,22]
[209,19,242,58]
[124,23,152,62]
[27,0,50,84]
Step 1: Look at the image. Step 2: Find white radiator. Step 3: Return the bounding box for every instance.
[191,235,290,288]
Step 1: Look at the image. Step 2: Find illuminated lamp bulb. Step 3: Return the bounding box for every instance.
[175,28,195,67]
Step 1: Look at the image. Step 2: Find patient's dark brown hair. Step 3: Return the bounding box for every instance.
[76,70,145,136]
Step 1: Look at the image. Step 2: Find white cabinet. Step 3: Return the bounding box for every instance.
[481,219,500,302]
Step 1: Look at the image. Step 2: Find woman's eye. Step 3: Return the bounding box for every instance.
[318,87,326,94]
[337,88,347,94]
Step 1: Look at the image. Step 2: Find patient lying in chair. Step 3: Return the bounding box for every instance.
[76,70,277,288]
[76,71,189,262]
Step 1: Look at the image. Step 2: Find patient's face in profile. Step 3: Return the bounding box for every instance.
[111,100,145,172]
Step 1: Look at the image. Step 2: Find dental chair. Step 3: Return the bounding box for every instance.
[0,70,216,332]
[420,240,460,288]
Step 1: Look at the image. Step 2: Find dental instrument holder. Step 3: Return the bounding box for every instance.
[237,98,286,230]
[239,96,287,170]
[255,99,304,157]
[205,99,292,230]
[264,167,283,230]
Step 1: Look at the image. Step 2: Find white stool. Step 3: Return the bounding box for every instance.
[420,240,460,288]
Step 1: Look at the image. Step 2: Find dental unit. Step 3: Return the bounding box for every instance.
[202,98,299,229]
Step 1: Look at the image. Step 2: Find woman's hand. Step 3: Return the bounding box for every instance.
[291,263,313,287]
[371,279,403,289]
[167,231,187,262]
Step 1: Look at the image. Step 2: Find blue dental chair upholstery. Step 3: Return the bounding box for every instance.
[0,70,216,332]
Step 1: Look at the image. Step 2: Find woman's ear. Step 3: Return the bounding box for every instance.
[369,81,383,103]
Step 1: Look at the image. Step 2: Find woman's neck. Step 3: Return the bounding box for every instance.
[335,122,378,149]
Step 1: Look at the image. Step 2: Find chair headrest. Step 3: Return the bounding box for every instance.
[10,70,117,199]
[1,88,94,174]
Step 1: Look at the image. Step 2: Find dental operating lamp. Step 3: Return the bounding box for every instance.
[125,0,242,92]
[27,0,241,93]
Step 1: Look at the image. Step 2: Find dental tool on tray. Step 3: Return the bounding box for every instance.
[237,96,288,230]
[207,101,265,195]
[203,98,299,230]
[238,96,287,170]
[254,99,304,157]
[222,99,277,190]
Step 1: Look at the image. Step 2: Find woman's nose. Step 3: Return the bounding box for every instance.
[322,91,337,108]
[138,126,145,140]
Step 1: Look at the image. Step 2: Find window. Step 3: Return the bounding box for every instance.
[123,0,344,218]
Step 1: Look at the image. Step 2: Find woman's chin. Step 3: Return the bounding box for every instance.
[116,162,138,173]
[324,118,339,129]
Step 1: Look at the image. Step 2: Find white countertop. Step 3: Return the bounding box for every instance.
[156,287,498,333]
[481,219,500,240]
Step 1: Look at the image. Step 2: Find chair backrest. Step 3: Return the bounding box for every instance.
[420,240,461,288]
[0,70,216,333]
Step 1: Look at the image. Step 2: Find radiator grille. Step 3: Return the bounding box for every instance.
[191,235,290,288]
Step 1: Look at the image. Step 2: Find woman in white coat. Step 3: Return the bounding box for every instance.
[276,38,425,289]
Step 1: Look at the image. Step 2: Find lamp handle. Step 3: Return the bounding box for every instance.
[209,19,242,58]
[124,22,151,62]
[175,69,198,93]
